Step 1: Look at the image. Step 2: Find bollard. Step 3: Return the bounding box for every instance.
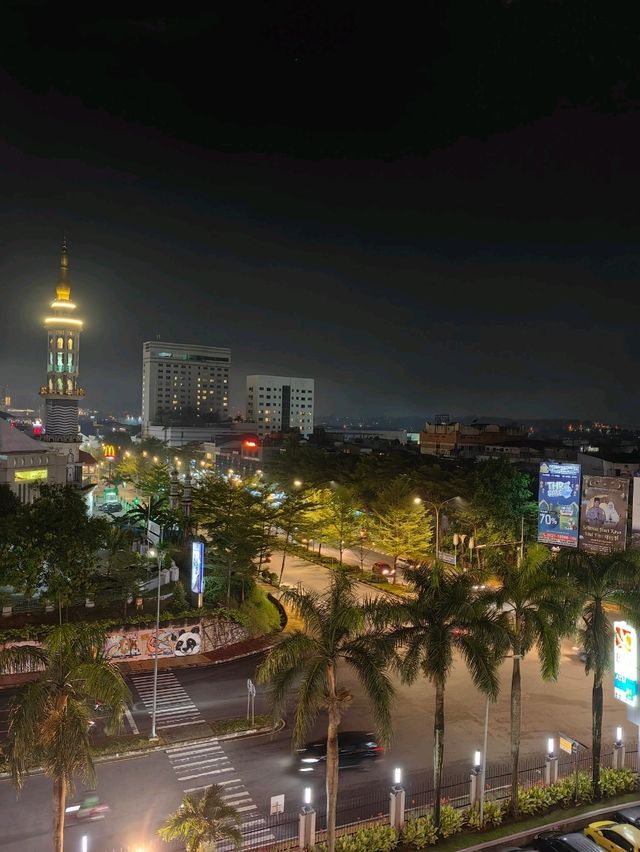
[389,785,406,830]
[298,805,316,850]
[544,756,558,785]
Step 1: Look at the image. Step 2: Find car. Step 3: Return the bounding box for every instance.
[98,502,123,515]
[585,821,640,852]
[395,557,415,570]
[296,731,384,773]
[535,832,602,852]
[614,809,640,830]
[372,561,396,578]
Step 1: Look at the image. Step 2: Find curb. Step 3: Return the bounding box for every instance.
[0,719,286,780]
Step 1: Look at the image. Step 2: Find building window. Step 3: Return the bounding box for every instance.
[67,337,73,350]
[57,336,64,349]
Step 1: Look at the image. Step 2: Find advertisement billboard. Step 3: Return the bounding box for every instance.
[579,475,629,553]
[191,541,204,595]
[538,461,581,548]
[614,620,638,707]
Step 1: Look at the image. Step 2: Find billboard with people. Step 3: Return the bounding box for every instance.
[537,461,581,548]
[579,475,629,553]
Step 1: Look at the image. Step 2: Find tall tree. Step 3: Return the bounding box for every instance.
[369,479,433,571]
[276,487,313,582]
[461,458,536,542]
[158,784,242,851]
[258,570,394,852]
[194,475,263,604]
[487,545,573,816]
[381,565,507,829]
[322,486,362,565]
[555,550,640,798]
[1,624,130,852]
[28,486,109,619]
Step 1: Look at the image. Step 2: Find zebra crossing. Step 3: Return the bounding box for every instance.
[130,670,202,729]
[130,671,275,849]
[166,740,276,850]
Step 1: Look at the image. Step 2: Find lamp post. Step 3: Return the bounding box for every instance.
[389,766,406,830]
[414,496,459,560]
[148,534,163,740]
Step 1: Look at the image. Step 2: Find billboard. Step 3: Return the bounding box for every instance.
[538,461,581,548]
[191,541,204,595]
[614,620,638,707]
[579,475,629,553]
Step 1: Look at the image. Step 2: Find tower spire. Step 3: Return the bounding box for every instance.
[56,237,71,301]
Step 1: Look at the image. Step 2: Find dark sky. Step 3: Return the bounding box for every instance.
[3,2,640,423]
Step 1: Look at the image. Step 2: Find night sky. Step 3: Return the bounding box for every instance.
[2,3,640,423]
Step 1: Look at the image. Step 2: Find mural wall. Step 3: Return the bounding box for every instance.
[104,623,203,661]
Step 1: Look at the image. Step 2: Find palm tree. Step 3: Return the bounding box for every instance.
[382,564,507,829]
[0,623,130,852]
[257,569,394,852]
[555,550,640,799]
[488,546,574,816]
[158,784,242,851]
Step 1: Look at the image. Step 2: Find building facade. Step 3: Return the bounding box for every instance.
[0,418,67,503]
[420,421,524,458]
[245,375,314,438]
[141,341,231,434]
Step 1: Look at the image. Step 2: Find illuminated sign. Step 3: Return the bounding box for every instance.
[537,461,581,548]
[579,476,629,554]
[103,444,116,461]
[614,620,638,707]
[32,418,44,436]
[14,469,48,482]
[243,440,257,448]
[191,541,205,595]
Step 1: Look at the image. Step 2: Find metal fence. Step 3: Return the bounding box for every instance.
[236,746,639,850]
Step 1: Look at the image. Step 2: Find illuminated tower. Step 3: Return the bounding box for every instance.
[39,240,85,443]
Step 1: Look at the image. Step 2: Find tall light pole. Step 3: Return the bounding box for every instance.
[414,496,459,558]
[148,531,163,740]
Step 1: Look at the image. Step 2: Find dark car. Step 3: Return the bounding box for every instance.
[297,731,383,773]
[613,808,640,829]
[372,561,396,578]
[535,832,602,852]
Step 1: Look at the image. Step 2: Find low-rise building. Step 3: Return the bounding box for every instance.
[0,418,67,503]
[420,421,524,458]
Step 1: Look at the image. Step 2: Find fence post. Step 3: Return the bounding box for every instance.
[469,770,479,807]
[544,756,558,785]
[298,805,316,850]
[389,784,406,830]
[613,743,626,770]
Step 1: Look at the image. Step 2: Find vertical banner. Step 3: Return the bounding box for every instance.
[537,461,581,548]
[632,477,640,549]
[579,476,629,553]
[191,541,205,594]
[614,621,638,707]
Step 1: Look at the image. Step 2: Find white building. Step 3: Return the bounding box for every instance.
[142,341,231,434]
[246,375,314,438]
[0,418,67,503]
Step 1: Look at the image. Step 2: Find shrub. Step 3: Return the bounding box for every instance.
[464,800,504,830]
[401,815,438,848]
[313,825,398,851]
[516,784,552,816]
[600,767,638,797]
[168,580,188,611]
[439,804,464,838]
[238,587,281,637]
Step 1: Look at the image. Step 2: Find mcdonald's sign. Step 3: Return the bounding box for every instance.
[103,444,116,461]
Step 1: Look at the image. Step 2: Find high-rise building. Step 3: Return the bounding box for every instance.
[142,341,231,434]
[246,375,314,438]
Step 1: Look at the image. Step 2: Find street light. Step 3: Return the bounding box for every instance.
[394,767,402,785]
[616,726,623,746]
[414,496,460,559]
[547,737,555,758]
[147,542,163,739]
[473,750,481,771]
[304,786,312,805]
[293,479,303,488]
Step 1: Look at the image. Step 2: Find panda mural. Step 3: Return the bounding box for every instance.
[173,626,202,656]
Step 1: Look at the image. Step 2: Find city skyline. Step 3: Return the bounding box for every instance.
[2,7,640,422]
